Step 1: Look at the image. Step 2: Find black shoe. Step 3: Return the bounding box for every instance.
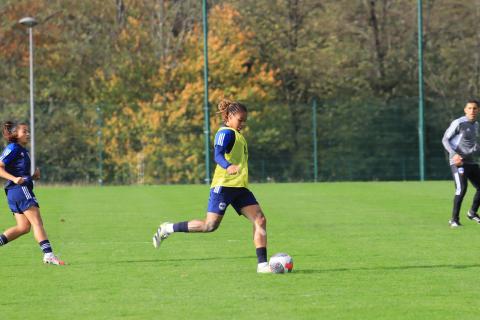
[467,210,480,223]
[449,220,462,228]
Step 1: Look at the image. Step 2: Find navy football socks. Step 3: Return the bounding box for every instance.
[0,234,8,246]
[256,247,267,264]
[173,221,189,232]
[39,239,53,254]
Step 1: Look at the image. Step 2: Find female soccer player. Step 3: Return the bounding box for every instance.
[0,121,65,265]
[442,100,480,227]
[153,99,271,273]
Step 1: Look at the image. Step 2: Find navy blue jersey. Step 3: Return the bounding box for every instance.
[214,129,235,169]
[0,143,32,190]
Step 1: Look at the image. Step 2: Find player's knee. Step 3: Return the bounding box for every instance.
[204,221,220,232]
[30,220,44,229]
[18,224,31,235]
[256,214,266,228]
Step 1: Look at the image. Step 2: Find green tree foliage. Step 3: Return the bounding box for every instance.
[0,0,478,183]
[0,0,105,182]
[97,4,279,183]
[235,0,329,177]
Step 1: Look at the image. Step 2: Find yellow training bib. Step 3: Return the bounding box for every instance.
[211,127,248,188]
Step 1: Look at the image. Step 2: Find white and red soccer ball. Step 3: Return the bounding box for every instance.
[269,253,293,273]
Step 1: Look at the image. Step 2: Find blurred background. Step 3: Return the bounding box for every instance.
[0,0,477,184]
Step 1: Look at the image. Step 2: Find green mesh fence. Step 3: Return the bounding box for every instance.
[0,97,464,184]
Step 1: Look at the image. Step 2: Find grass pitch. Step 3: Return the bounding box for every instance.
[1,181,480,319]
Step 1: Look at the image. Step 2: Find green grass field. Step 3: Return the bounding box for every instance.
[2,181,480,319]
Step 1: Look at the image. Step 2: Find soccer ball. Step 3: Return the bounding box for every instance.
[269,253,293,273]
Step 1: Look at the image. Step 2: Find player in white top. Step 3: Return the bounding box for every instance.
[442,100,480,227]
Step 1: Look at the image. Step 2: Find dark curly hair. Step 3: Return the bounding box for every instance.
[3,121,27,143]
[217,99,247,124]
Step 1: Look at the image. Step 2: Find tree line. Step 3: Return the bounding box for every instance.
[0,0,478,183]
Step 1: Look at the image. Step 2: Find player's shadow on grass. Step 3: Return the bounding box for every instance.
[116,255,253,264]
[295,263,480,274]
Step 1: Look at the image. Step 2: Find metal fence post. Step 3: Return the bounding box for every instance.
[312,98,318,182]
[96,106,103,185]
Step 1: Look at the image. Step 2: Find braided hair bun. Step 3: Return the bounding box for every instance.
[218,99,232,113]
[3,121,18,142]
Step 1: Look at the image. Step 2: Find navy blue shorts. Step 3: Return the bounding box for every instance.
[207,187,258,215]
[5,186,39,214]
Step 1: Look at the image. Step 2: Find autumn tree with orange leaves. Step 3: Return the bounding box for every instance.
[97,4,279,183]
